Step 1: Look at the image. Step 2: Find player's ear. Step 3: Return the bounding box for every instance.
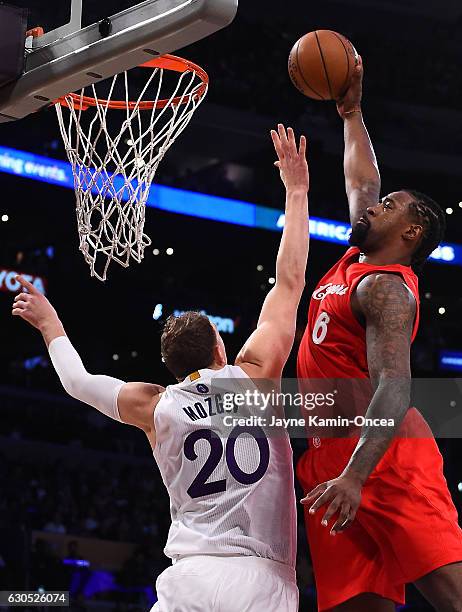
[403,224,423,242]
[213,338,227,367]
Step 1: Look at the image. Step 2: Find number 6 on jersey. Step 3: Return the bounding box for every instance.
[312,311,331,345]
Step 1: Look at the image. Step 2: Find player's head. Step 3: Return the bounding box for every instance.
[349,190,446,274]
[161,311,227,381]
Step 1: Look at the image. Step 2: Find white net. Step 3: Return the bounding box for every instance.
[55,58,208,281]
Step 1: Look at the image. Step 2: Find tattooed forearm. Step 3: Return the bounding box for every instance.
[344,379,411,484]
[344,273,415,484]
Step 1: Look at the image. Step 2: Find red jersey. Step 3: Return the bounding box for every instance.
[297,246,420,381]
[296,248,462,611]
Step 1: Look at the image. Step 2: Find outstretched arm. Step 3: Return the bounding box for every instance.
[12,277,162,434]
[236,124,309,380]
[302,273,415,534]
[337,57,381,226]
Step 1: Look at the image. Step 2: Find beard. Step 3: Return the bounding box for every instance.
[349,221,370,247]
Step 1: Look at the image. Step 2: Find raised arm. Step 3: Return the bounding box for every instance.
[236,125,309,379]
[11,276,162,435]
[337,57,381,226]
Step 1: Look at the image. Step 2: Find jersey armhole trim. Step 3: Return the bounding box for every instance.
[348,270,419,341]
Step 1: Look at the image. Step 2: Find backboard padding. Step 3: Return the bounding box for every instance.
[0,0,238,123]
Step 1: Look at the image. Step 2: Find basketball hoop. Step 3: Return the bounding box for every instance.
[55,55,209,281]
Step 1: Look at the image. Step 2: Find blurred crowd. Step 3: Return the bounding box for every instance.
[0,390,148,455]
[0,448,171,606]
[0,454,169,542]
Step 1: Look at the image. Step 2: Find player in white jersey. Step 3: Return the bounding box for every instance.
[12,125,309,612]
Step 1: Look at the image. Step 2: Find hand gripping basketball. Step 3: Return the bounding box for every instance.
[337,55,364,119]
[271,124,309,193]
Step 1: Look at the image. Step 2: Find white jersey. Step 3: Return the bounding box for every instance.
[153,365,297,568]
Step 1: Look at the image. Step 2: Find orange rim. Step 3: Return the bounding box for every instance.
[56,54,209,111]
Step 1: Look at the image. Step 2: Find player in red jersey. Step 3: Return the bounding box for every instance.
[297,57,462,611]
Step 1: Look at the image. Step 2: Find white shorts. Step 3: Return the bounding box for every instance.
[151,555,298,612]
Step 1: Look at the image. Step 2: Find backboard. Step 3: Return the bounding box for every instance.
[0,0,238,123]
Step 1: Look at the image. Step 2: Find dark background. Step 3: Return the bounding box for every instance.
[0,0,461,610]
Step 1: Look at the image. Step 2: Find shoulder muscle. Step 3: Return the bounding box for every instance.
[118,382,165,432]
[355,273,415,381]
[355,273,416,328]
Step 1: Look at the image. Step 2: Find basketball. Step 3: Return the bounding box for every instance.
[288,30,358,101]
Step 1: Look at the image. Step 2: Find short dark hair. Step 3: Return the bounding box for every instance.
[404,189,446,275]
[161,311,216,380]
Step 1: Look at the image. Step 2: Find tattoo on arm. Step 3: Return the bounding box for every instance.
[348,179,381,227]
[344,273,415,483]
[361,273,415,382]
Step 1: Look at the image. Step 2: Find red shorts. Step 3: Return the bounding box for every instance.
[297,413,462,611]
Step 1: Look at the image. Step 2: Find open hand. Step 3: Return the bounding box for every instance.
[12,276,59,332]
[301,473,362,535]
[271,124,309,192]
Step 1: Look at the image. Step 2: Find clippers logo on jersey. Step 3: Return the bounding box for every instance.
[312,283,348,301]
[298,247,420,382]
[196,384,209,394]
